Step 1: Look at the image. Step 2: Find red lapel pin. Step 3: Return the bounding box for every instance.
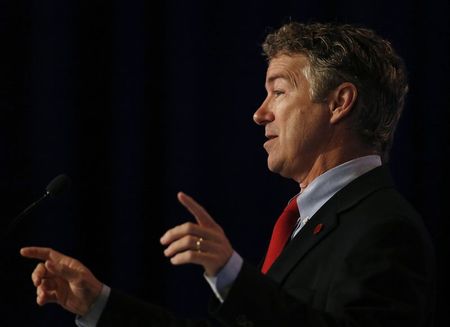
[313,223,324,235]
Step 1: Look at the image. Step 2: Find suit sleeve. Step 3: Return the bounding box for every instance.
[97,288,213,327]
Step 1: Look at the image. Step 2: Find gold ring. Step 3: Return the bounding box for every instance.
[196,237,204,252]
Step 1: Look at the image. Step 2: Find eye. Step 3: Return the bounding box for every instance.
[273,90,285,97]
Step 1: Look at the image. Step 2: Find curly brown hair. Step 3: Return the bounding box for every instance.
[262,22,408,161]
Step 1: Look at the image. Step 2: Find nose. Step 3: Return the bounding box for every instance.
[253,99,274,126]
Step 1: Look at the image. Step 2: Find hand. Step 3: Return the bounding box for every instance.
[20,247,103,316]
[160,192,234,276]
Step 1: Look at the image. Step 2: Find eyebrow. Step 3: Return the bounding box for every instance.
[265,73,297,90]
[266,74,290,85]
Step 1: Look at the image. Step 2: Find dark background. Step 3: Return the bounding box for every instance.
[1,0,448,325]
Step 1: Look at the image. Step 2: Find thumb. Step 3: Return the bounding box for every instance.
[177,192,217,228]
[45,260,80,282]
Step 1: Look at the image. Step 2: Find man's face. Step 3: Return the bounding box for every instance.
[253,54,333,182]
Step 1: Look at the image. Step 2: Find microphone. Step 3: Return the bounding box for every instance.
[3,174,71,237]
[45,174,71,197]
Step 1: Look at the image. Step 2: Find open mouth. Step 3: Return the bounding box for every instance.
[264,135,278,148]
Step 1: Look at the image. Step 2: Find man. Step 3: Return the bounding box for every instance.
[21,22,435,326]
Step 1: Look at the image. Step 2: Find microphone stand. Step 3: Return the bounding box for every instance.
[2,191,51,239]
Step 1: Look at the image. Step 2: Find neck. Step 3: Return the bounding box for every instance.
[296,144,377,189]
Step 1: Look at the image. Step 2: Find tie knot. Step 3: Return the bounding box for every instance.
[284,196,299,215]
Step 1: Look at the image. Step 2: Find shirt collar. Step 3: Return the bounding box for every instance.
[297,155,382,220]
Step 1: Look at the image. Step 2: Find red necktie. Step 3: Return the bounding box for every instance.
[261,196,299,274]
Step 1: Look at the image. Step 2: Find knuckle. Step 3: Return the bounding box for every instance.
[182,222,193,232]
[165,229,174,238]
[170,255,180,264]
[186,235,197,245]
[78,278,90,289]
[166,243,175,253]
[36,262,45,272]
[32,275,39,286]
[185,251,195,261]
[163,245,172,256]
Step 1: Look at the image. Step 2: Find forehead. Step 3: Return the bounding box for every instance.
[266,54,309,86]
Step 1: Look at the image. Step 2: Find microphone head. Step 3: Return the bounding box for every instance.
[45,174,71,197]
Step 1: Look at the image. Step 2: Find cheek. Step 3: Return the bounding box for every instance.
[283,115,305,151]
[283,107,326,154]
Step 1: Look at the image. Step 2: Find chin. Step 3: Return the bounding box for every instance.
[267,157,295,179]
[267,158,283,175]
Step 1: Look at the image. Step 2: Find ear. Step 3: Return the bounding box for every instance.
[328,82,358,124]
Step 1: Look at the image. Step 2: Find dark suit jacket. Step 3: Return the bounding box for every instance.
[98,165,436,326]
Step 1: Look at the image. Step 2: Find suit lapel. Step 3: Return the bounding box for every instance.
[267,204,338,283]
[266,165,394,284]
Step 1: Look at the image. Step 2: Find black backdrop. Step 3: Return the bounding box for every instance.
[1,0,449,325]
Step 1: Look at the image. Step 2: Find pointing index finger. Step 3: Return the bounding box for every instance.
[177,192,216,227]
[20,247,63,262]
